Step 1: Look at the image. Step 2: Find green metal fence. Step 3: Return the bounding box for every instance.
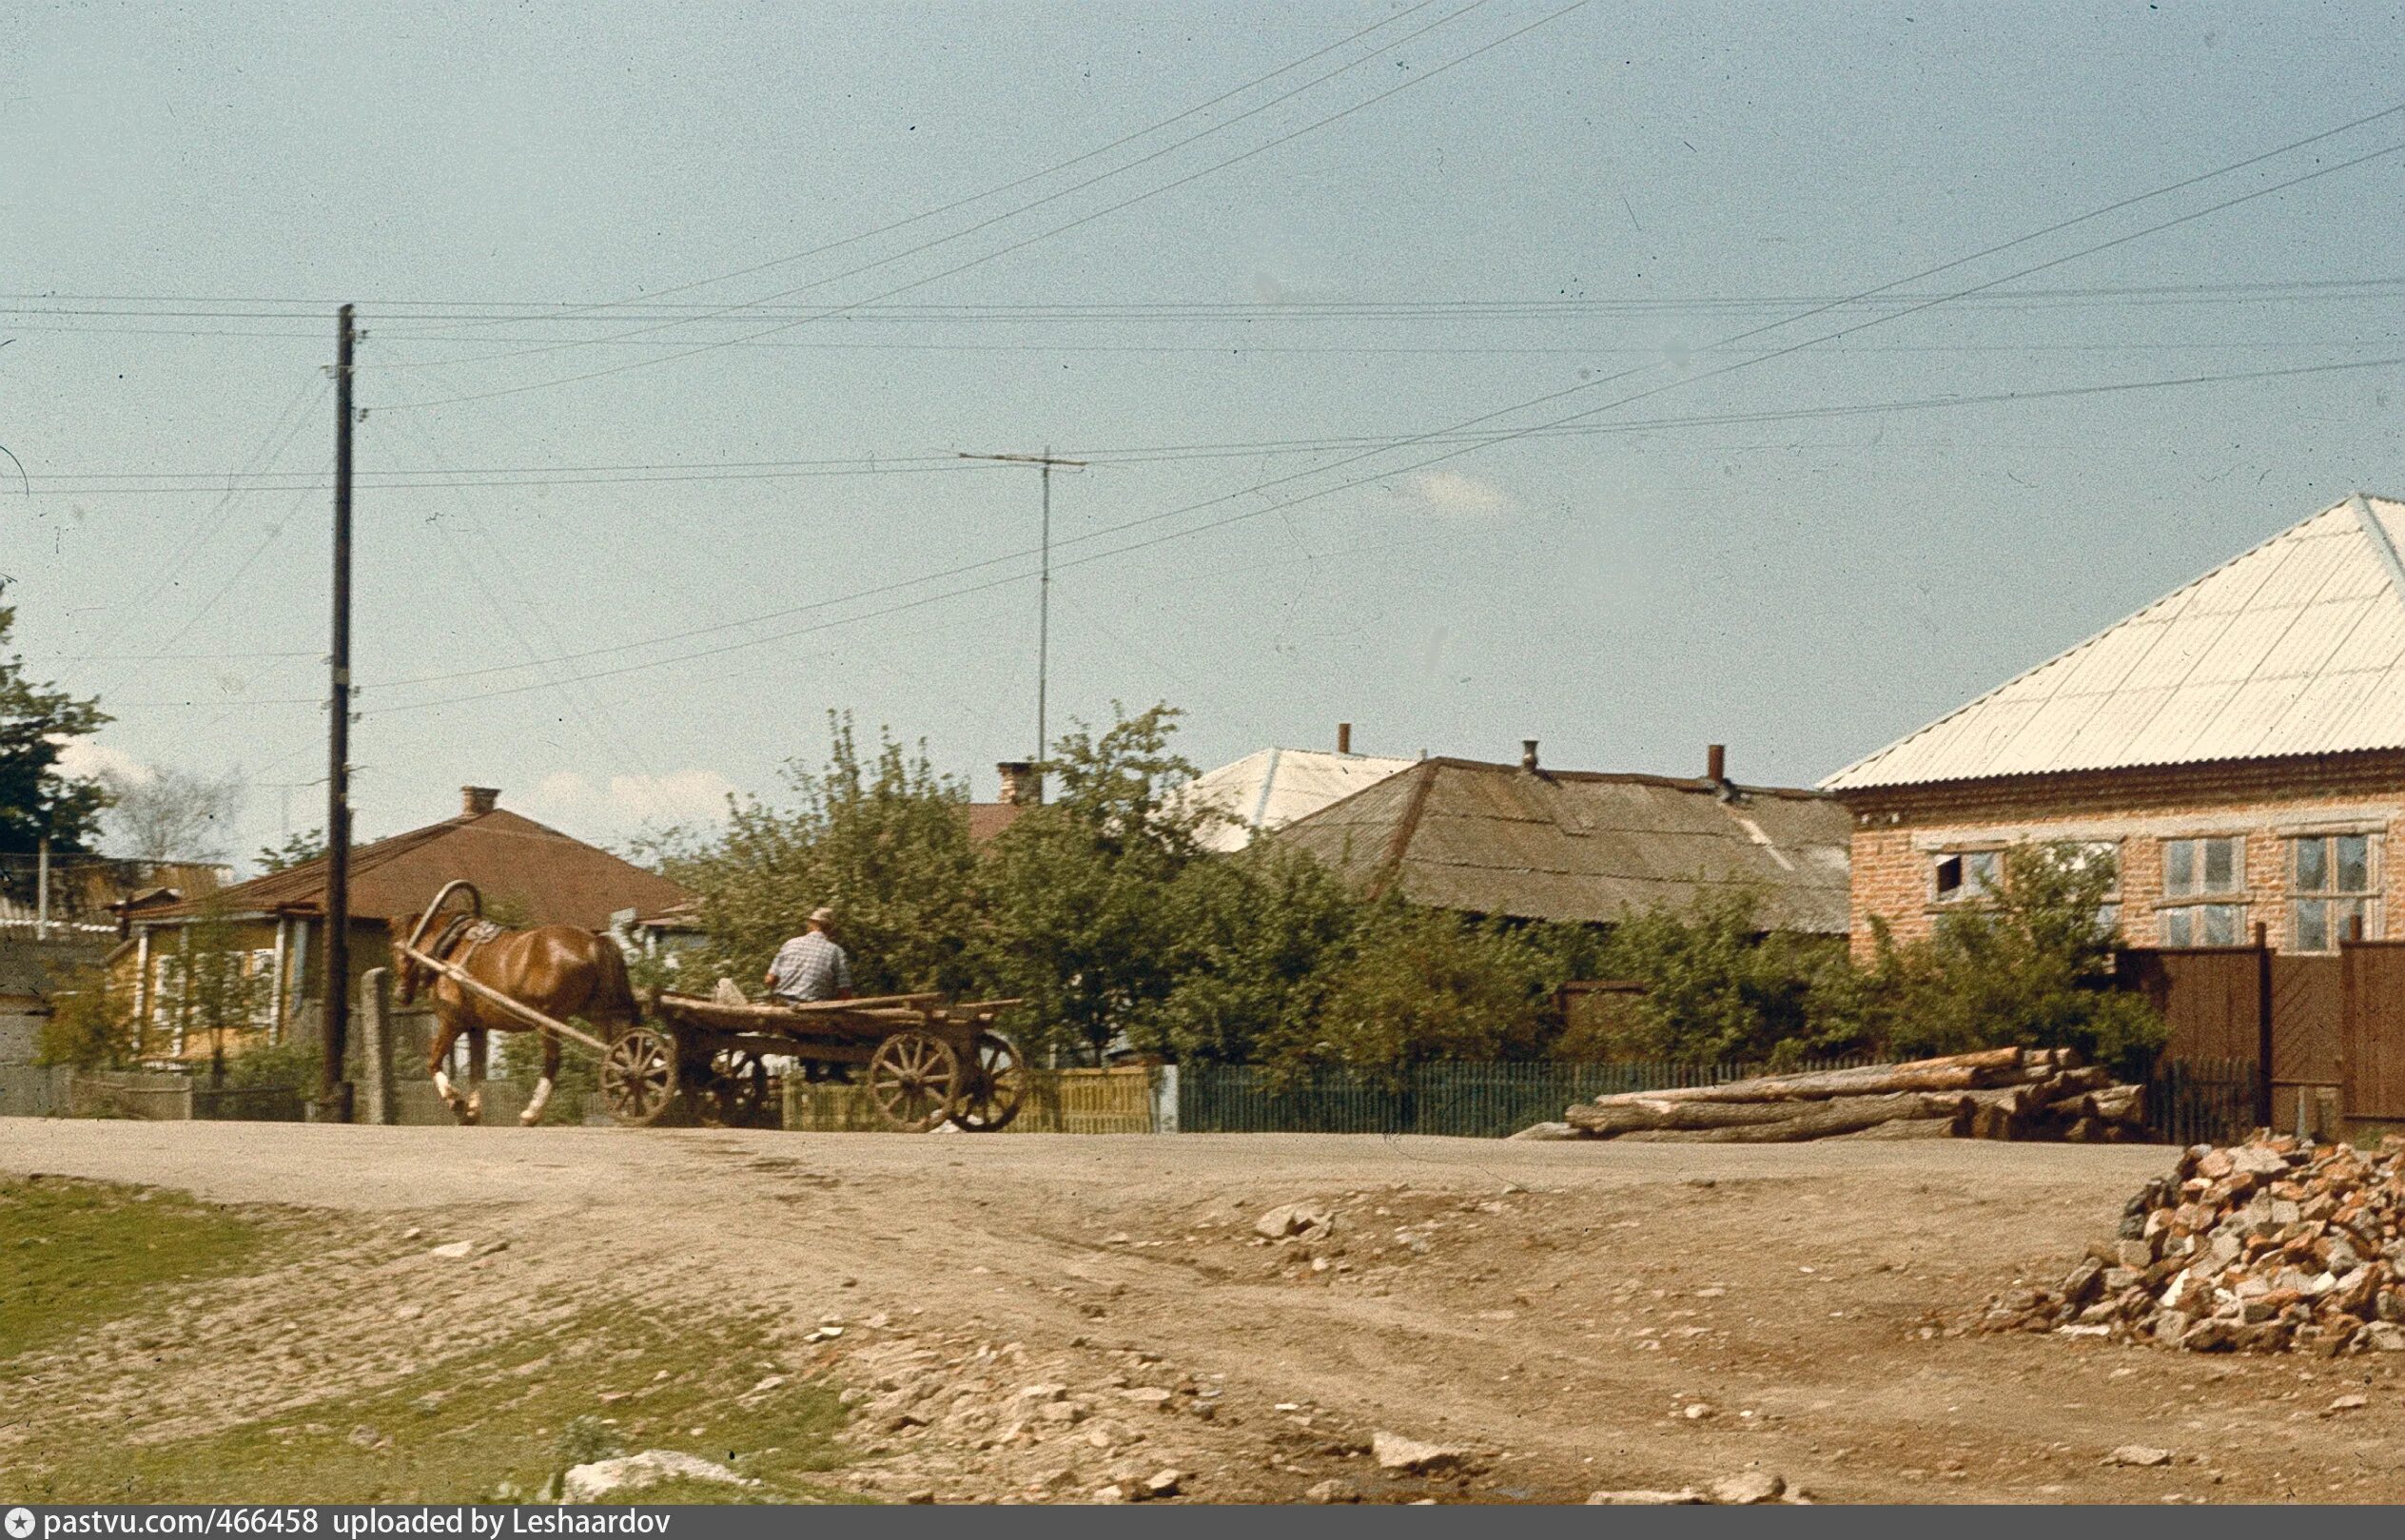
[1176,1058,1872,1139]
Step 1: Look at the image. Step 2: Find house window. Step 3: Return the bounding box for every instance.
[2292,833,2376,951]
[1933,849,2001,903]
[2160,835,2246,946]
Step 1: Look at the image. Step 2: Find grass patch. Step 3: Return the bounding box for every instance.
[0,1177,268,1362]
[14,1299,860,1504]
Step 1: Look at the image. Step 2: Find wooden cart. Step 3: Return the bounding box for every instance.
[608,991,1027,1132]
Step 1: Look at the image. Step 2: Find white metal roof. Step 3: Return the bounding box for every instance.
[1177,748,1418,852]
[1824,494,2405,791]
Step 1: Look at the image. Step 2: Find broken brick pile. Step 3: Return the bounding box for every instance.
[1975,1134,2405,1355]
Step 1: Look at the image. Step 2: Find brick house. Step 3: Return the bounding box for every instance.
[1825,493,2405,959]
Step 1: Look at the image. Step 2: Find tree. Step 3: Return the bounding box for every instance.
[1560,887,1867,1064]
[37,962,136,1069]
[1861,842,2165,1076]
[651,714,986,997]
[100,765,244,864]
[1257,899,1552,1076]
[977,704,1216,1062]
[255,828,326,873]
[0,596,110,855]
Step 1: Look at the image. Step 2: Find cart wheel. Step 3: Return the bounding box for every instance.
[866,1029,962,1132]
[599,1026,680,1126]
[708,1049,773,1127]
[950,1031,1026,1132]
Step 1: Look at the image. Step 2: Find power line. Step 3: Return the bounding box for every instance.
[25,347,2405,501]
[374,0,1501,376]
[355,349,2405,710]
[373,0,1592,412]
[13,272,2405,322]
[349,117,2405,706]
[59,374,328,678]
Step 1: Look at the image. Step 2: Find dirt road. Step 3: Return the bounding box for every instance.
[8,1120,2404,1503]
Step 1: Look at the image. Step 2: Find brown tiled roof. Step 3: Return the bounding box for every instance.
[142,808,689,930]
[1272,757,1851,934]
[965,802,1025,844]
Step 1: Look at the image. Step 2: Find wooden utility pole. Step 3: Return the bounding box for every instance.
[320,304,357,1122]
[956,448,1085,798]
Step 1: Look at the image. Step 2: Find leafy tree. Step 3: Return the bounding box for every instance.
[1257,899,1551,1076]
[166,903,270,1075]
[1861,842,2164,1075]
[976,704,1214,1062]
[1561,887,1867,1063]
[653,714,984,997]
[254,828,326,874]
[37,962,136,1069]
[1129,840,1363,1064]
[0,598,110,856]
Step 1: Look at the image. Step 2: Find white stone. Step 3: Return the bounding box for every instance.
[1255,1201,1336,1239]
[1708,1471,1787,1505]
[1587,1490,1706,1505]
[561,1451,755,1502]
[1372,1430,1472,1473]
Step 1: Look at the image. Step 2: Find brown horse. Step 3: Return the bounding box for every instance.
[392,910,637,1125]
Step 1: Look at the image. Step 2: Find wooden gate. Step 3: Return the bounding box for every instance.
[2341,940,2405,1121]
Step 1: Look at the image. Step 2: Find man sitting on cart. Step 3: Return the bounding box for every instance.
[765,906,854,1004]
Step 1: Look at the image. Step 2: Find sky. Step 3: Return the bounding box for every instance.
[7,0,2405,869]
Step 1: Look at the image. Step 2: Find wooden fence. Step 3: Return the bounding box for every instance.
[784,1066,1160,1134]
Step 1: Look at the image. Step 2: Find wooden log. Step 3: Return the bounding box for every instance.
[1604,1092,1971,1143]
[1968,1102,2021,1140]
[1582,1051,2024,1110]
[1568,1090,1971,1136]
[2090,1084,2143,1123]
[1835,1116,1965,1140]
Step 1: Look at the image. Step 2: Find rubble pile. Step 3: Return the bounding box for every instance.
[1975,1134,2405,1354]
[1555,1046,2146,1144]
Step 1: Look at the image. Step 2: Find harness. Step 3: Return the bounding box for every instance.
[424,914,508,976]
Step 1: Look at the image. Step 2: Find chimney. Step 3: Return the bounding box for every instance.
[1520,739,1540,772]
[461,786,500,816]
[1707,744,1727,784]
[1337,722,1353,755]
[996,761,1036,807]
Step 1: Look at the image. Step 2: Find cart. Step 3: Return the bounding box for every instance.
[393,882,1025,1132]
[609,990,1027,1132]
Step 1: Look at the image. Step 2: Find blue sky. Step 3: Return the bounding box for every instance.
[7,1,2403,864]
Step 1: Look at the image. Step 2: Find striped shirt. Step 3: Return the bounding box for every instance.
[768,930,851,1003]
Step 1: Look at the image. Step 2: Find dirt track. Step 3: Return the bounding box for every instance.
[9,1119,2405,1503]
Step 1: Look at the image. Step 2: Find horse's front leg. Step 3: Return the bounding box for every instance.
[463,1027,487,1124]
[428,1019,470,1121]
[520,1027,559,1126]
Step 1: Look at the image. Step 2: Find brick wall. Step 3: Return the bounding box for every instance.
[1840,751,2405,960]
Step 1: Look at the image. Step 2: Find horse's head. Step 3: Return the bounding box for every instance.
[391,917,424,1004]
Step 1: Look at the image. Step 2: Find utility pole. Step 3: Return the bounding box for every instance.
[320,304,357,1123]
[957,448,1085,799]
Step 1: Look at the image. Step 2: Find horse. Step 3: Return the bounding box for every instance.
[391,898,638,1126]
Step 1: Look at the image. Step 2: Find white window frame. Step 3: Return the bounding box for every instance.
[2158,834,2249,947]
[2291,830,2381,952]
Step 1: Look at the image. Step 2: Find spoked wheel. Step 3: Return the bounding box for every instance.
[949,1031,1027,1132]
[866,1029,962,1132]
[599,1026,680,1126]
[707,1048,773,1127]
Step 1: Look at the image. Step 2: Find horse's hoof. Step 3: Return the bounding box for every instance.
[518,1110,541,1127]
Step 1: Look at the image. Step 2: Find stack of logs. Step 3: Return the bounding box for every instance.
[1559,1046,2146,1143]
[1970,1135,2405,1355]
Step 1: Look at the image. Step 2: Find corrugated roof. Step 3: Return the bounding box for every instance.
[142,806,689,929]
[1272,758,1851,933]
[1176,748,1418,852]
[1825,494,2405,791]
